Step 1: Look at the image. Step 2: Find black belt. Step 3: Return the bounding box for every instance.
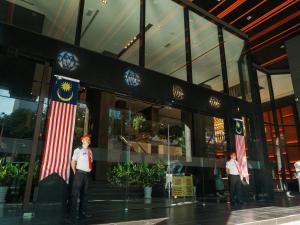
[76,169,90,174]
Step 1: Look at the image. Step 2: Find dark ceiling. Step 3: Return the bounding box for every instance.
[192,0,300,71]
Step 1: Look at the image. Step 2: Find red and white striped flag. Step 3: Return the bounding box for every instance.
[234,119,249,184]
[40,75,79,183]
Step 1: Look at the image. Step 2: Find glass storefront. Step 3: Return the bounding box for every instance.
[0,53,50,214]
[260,72,299,192]
[72,87,235,206]
[0,0,272,221]
[0,0,252,96]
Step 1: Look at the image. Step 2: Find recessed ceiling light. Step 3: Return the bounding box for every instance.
[100,0,107,5]
[280,45,285,49]
[246,15,252,21]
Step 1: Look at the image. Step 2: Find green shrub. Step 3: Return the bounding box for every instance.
[107,161,166,188]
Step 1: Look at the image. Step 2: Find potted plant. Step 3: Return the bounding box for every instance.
[107,162,135,188]
[134,162,165,198]
[132,115,146,132]
[0,159,10,203]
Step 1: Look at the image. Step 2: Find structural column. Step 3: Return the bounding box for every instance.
[286,35,300,122]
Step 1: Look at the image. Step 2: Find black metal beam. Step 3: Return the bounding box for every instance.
[174,0,248,40]
[269,70,290,75]
[199,75,221,85]
[184,8,193,83]
[139,0,145,67]
[238,55,246,101]
[218,26,229,94]
[75,0,85,46]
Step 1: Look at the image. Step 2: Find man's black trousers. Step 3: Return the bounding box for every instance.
[229,174,241,203]
[71,170,89,215]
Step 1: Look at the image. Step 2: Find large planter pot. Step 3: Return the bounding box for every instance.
[0,186,8,203]
[144,186,152,199]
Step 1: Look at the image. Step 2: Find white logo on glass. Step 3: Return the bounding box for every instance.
[57,51,79,71]
[124,70,141,87]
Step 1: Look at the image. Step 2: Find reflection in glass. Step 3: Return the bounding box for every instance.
[223,29,245,98]
[0,56,48,205]
[271,74,294,100]
[3,0,79,44]
[189,11,223,91]
[145,0,186,80]
[257,70,271,103]
[81,0,140,65]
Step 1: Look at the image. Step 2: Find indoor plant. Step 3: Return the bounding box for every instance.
[107,161,166,198]
[0,159,10,203]
[133,162,165,198]
[107,162,135,188]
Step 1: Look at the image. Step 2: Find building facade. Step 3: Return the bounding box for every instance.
[0,0,291,214]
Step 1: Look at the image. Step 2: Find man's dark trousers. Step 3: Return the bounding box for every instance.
[230,175,241,203]
[71,170,89,216]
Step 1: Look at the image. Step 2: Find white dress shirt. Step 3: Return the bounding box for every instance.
[226,159,240,175]
[72,146,93,172]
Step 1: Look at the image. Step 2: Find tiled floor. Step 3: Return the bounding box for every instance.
[1,194,300,225]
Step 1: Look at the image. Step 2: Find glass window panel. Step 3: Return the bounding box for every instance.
[223,29,245,98]
[145,0,186,81]
[271,74,294,100]
[257,70,270,103]
[81,0,140,65]
[3,0,79,44]
[0,54,49,206]
[189,11,222,91]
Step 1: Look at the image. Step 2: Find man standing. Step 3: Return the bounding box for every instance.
[226,152,242,205]
[71,134,93,219]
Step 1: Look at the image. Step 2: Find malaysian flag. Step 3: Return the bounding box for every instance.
[40,75,79,183]
[234,118,249,184]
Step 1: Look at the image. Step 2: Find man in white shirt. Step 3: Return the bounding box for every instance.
[71,134,93,219]
[226,152,242,205]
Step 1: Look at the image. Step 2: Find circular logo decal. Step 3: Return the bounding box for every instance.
[172,85,184,100]
[57,51,79,71]
[124,70,141,87]
[209,96,221,109]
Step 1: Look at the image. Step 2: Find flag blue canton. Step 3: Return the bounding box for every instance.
[233,119,244,136]
[51,77,79,105]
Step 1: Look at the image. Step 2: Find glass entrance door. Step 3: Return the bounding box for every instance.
[0,52,51,218]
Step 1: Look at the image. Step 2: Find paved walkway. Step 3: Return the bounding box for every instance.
[1,194,300,224]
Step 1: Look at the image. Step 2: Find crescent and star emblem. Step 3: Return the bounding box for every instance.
[235,121,243,135]
[57,81,73,102]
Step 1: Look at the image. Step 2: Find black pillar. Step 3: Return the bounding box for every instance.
[74,0,85,46]
[218,26,229,94]
[23,63,50,211]
[249,66,274,199]
[183,8,192,83]
[139,0,145,67]
[286,35,300,124]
